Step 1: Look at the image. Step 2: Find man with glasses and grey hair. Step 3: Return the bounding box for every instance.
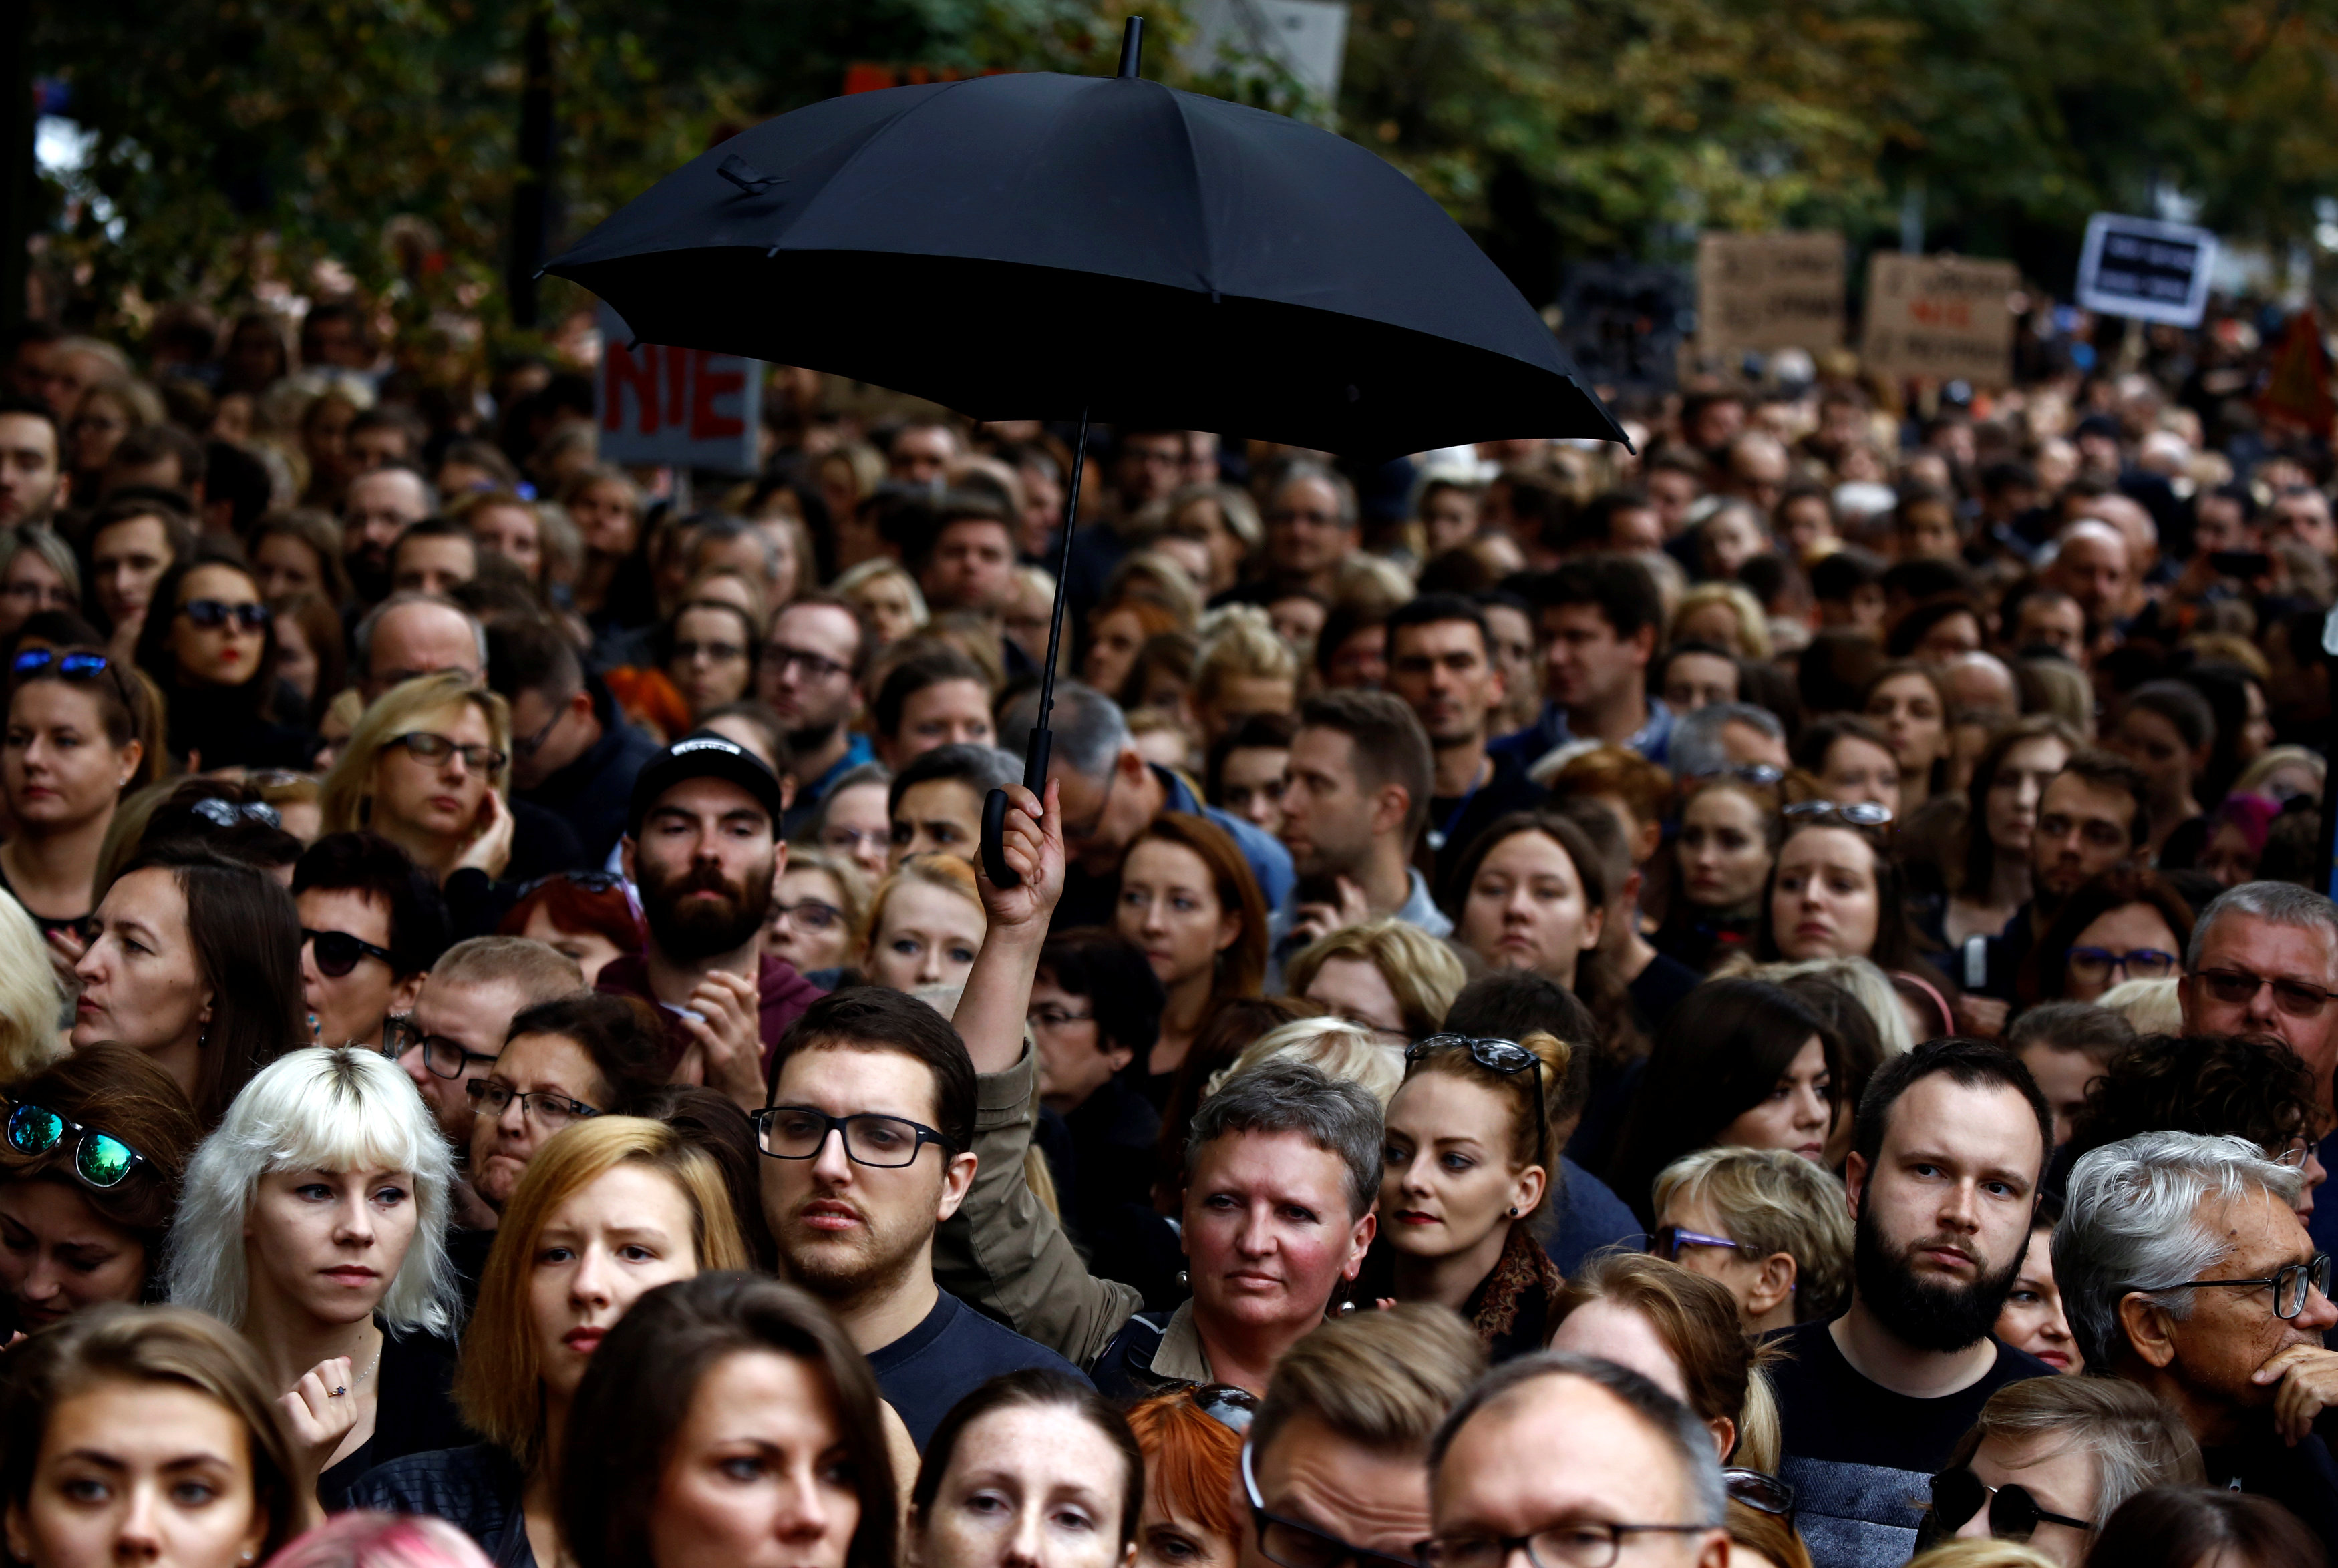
[1425,1352,1730,1568]
[2180,881,2338,1255]
[2058,1130,2338,1554]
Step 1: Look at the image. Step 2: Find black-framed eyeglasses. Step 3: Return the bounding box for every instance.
[467,1079,603,1129]
[1190,1383,1258,1434]
[2066,946,2176,982]
[1721,1470,1793,1531]
[671,639,747,664]
[5,1101,146,1189]
[384,1016,498,1080]
[754,1105,953,1168]
[1027,1004,1094,1031]
[303,928,396,978]
[1687,763,1785,787]
[1649,1226,1741,1263]
[389,731,510,778]
[180,598,271,632]
[1929,1468,2090,1541]
[2142,1251,2331,1319]
[765,644,850,682]
[1782,799,1894,827]
[2194,967,2336,1020]
[513,869,627,900]
[1405,1035,1546,1167]
[1415,1519,1717,1568]
[514,691,576,759]
[1242,1442,1416,1568]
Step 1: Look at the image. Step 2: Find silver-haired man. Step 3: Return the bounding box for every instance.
[2058,1130,2338,1555]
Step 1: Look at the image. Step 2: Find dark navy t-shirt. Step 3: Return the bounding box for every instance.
[870,1290,1090,1449]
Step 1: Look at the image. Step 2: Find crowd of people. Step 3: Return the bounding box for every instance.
[0,295,2329,1568]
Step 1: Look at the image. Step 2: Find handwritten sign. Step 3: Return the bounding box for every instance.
[1696,232,1845,356]
[2077,213,2218,329]
[594,302,763,472]
[1860,252,2019,387]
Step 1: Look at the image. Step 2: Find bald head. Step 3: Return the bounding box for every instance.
[361,596,486,701]
[1943,651,2017,717]
[2048,520,2133,623]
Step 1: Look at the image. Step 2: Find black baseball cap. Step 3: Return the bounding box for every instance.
[625,735,787,837]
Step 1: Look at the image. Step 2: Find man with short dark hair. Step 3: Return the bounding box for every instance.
[999,678,1293,930]
[346,406,424,472]
[389,518,479,597]
[492,616,663,864]
[1770,1040,2055,1567]
[599,737,824,1110]
[1493,554,1673,771]
[918,496,1019,621]
[760,985,1082,1444]
[1383,592,1546,901]
[888,743,1019,867]
[1967,749,2148,1004]
[1810,546,1887,635]
[1061,428,1188,619]
[98,423,205,503]
[888,419,959,487]
[871,645,995,769]
[1274,690,1447,965]
[293,831,452,1053]
[342,464,437,603]
[764,597,874,836]
[0,396,66,526]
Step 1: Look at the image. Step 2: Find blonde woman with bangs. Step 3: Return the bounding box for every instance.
[344,1116,750,1568]
[319,672,512,884]
[860,852,987,997]
[1649,1145,1854,1334]
[164,1046,462,1507]
[1284,918,1466,1046]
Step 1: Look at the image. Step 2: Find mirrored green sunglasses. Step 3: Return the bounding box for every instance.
[6,1102,146,1189]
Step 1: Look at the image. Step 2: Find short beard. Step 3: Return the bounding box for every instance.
[1853,1201,2023,1354]
[639,853,774,962]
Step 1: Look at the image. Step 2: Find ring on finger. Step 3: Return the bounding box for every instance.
[329,1386,347,1397]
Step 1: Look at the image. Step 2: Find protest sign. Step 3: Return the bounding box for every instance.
[595,302,763,473]
[1696,232,1845,355]
[2076,213,2218,328]
[1554,260,1693,393]
[1860,252,2019,386]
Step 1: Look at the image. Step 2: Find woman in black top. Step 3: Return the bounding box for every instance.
[134,552,313,771]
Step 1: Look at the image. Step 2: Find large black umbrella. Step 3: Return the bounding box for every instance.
[547,19,1625,880]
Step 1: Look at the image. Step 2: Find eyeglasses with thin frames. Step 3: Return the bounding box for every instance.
[467,1079,603,1129]
[1242,1443,1416,1568]
[2194,967,2336,1020]
[2141,1251,2331,1320]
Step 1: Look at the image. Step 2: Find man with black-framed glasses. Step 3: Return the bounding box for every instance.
[2180,881,2338,1259]
[763,597,874,837]
[2061,1130,2338,1558]
[758,984,1082,1447]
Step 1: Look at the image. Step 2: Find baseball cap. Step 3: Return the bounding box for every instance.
[626,735,787,838]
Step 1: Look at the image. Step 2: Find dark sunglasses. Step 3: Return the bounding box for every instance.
[1723,1469,1794,1529]
[5,1102,146,1189]
[180,598,271,632]
[304,928,397,978]
[1782,799,1894,827]
[514,870,627,900]
[1405,1034,1546,1166]
[1189,1383,1258,1434]
[1929,1468,2089,1541]
[2194,967,2335,1020]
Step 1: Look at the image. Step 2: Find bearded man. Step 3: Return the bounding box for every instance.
[599,736,824,1111]
[1766,1040,2057,1568]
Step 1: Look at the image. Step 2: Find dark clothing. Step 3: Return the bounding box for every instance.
[445,1224,496,1316]
[780,731,876,839]
[0,861,84,939]
[154,681,315,771]
[1462,1221,1570,1362]
[1090,1306,1186,1400]
[506,799,587,884]
[514,680,662,865]
[2311,1129,2338,1259]
[2204,1428,2338,1559]
[1768,1319,2054,1568]
[1971,901,2039,1002]
[596,950,825,1080]
[1417,751,1547,906]
[345,1443,531,1568]
[318,1327,468,1511]
[1036,1075,1162,1248]
[869,1289,1088,1449]
[1651,908,1758,977]
[1546,1157,1643,1275]
[1625,950,1703,1032]
[1053,763,1294,931]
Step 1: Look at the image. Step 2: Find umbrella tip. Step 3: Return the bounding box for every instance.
[1118,15,1144,77]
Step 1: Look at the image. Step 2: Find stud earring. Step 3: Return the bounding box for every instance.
[1506,1206,1518,1217]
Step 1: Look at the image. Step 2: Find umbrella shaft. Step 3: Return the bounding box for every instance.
[1025,406,1090,793]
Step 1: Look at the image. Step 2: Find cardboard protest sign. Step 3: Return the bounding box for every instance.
[1696,232,1845,355]
[1860,252,2019,387]
[595,302,763,473]
[2076,213,2218,328]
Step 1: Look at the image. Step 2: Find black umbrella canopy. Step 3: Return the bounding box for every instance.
[549,62,1623,458]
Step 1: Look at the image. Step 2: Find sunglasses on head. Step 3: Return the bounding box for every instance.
[1782,799,1894,827]
[1929,1468,2089,1542]
[180,598,271,632]
[1188,1383,1258,1434]
[5,1102,146,1189]
[1723,1469,1794,1530]
[304,928,397,978]
[12,648,114,681]
[1405,1034,1546,1166]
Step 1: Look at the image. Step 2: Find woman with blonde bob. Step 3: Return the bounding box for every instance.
[344,1117,750,1568]
[1204,1016,1405,1107]
[1649,1145,1854,1332]
[1284,918,1466,1045]
[859,853,987,998]
[1669,582,1774,661]
[319,672,513,884]
[0,1303,309,1568]
[166,1047,462,1505]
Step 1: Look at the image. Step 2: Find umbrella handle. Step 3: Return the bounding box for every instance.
[981,729,1051,888]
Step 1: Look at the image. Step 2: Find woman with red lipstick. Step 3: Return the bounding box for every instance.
[165,1046,464,1511]
[134,553,313,772]
[346,1117,752,1568]
[0,1044,200,1338]
[319,673,513,887]
[560,1272,900,1568]
[1373,1030,1571,1359]
[0,643,153,942]
[1607,978,1846,1229]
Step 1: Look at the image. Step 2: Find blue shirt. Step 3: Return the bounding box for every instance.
[1157,764,1295,912]
[1488,695,1675,772]
[872,1290,1090,1450]
[782,731,876,837]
